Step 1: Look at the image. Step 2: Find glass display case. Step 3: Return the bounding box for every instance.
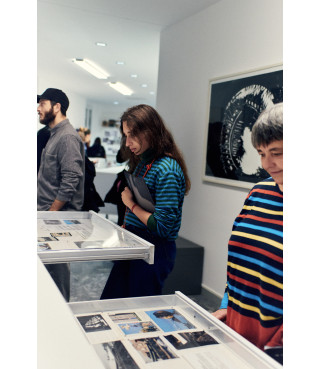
[37,211,154,264]
[68,293,282,369]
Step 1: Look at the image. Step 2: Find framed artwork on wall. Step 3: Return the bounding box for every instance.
[203,64,283,189]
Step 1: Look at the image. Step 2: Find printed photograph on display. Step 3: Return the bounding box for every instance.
[130,337,178,363]
[37,236,57,242]
[145,309,195,332]
[43,219,62,225]
[109,312,141,323]
[203,65,283,189]
[50,232,72,237]
[63,219,81,225]
[165,331,219,350]
[95,340,140,369]
[37,243,51,251]
[118,321,160,335]
[77,314,111,333]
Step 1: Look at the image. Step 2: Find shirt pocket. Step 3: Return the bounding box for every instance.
[43,151,59,180]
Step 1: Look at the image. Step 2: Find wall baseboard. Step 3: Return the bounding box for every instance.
[201,283,223,300]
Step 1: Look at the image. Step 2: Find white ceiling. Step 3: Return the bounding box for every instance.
[38,0,220,108]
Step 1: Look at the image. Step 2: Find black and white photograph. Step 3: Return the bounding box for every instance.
[118,321,159,335]
[43,219,62,225]
[130,337,178,363]
[203,65,283,188]
[77,314,111,333]
[109,312,141,323]
[145,309,195,332]
[165,331,219,350]
[95,341,140,369]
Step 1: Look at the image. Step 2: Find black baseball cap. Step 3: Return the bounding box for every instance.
[37,88,69,111]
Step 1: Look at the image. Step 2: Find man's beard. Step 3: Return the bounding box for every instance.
[40,107,56,126]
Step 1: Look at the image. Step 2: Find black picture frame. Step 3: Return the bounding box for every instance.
[203,65,283,189]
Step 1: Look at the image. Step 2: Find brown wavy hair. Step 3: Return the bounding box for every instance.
[120,104,191,195]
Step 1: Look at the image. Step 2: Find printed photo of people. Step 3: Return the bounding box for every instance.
[145,309,195,332]
[77,314,111,333]
[130,337,178,363]
[118,321,159,335]
[165,331,219,350]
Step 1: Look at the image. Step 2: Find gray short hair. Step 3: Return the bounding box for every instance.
[251,102,283,149]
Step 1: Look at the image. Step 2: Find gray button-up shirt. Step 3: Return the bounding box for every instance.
[37,119,85,211]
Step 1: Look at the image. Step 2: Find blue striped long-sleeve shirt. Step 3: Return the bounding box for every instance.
[125,153,186,240]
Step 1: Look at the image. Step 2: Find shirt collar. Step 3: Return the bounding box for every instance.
[140,148,154,163]
[50,118,69,133]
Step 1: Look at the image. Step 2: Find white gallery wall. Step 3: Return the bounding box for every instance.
[37,76,87,132]
[156,0,283,297]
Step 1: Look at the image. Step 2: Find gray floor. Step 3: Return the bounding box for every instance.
[70,260,221,313]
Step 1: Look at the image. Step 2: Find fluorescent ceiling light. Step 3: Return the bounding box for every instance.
[131,74,138,78]
[108,82,133,96]
[72,58,109,79]
[116,61,125,65]
[141,84,148,88]
[95,42,107,47]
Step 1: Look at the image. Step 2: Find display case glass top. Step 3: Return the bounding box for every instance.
[37,211,154,264]
[68,292,282,369]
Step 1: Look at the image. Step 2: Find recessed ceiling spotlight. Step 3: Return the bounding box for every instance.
[108,82,133,96]
[116,61,125,65]
[72,58,109,79]
[131,74,138,78]
[95,42,107,47]
[141,84,148,88]
[113,101,119,105]
[150,91,155,95]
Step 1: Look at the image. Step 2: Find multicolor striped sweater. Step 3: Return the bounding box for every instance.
[220,177,283,350]
[124,151,186,241]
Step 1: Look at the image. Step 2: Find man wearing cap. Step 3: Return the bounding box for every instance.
[37,88,84,211]
[37,88,85,301]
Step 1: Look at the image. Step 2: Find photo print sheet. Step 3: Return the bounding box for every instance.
[108,312,141,324]
[76,314,117,344]
[37,216,121,251]
[94,340,140,369]
[164,331,219,350]
[130,337,178,364]
[145,309,195,332]
[118,321,160,335]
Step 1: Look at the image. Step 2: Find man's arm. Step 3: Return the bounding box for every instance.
[49,199,66,211]
[56,134,84,204]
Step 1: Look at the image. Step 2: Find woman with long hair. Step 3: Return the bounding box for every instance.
[101,104,190,299]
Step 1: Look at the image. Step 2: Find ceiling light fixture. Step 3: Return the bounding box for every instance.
[108,82,133,96]
[72,58,109,79]
[141,84,148,88]
[116,61,125,65]
[95,42,107,47]
[131,74,138,78]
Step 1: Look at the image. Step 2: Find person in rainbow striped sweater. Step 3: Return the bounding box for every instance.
[212,103,283,358]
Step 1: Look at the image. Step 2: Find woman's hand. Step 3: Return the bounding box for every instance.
[211,309,227,322]
[121,187,135,209]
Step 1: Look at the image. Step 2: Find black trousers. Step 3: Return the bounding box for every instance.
[100,225,176,299]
